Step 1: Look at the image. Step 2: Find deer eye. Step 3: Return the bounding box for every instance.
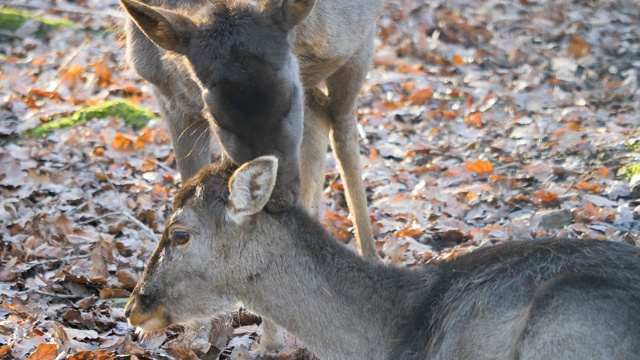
[170,229,191,245]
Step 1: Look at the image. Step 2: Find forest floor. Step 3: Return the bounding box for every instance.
[1,0,639,359]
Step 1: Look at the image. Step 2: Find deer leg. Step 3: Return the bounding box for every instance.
[300,88,331,219]
[325,31,379,260]
[155,89,212,180]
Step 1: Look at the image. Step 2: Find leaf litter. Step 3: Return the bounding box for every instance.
[1,0,639,358]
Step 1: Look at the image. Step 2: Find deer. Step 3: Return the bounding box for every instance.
[125,156,640,360]
[119,0,382,260]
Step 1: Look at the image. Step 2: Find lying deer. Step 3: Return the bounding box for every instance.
[120,0,381,259]
[126,157,640,360]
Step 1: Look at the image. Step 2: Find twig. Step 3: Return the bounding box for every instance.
[563,181,576,194]
[49,37,90,92]
[93,161,126,209]
[23,289,84,300]
[81,211,158,242]
[87,163,159,241]
[25,254,90,267]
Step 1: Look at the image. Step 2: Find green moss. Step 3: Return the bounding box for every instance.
[618,164,640,180]
[625,139,640,152]
[27,99,158,138]
[0,8,76,33]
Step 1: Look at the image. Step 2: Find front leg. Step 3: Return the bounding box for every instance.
[325,30,378,260]
[299,88,331,219]
[154,88,213,180]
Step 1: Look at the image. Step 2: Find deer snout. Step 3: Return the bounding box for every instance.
[266,184,298,213]
[125,291,169,331]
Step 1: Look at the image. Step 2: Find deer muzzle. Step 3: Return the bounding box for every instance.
[125,293,170,331]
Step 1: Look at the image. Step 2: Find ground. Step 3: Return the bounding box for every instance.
[0,0,639,359]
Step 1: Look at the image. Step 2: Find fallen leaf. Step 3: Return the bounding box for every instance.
[407,87,433,105]
[566,35,589,57]
[464,160,493,175]
[27,343,57,360]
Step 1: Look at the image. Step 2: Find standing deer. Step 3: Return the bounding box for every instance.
[119,0,381,260]
[126,157,640,360]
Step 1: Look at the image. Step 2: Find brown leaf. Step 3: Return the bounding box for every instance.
[116,269,139,290]
[566,35,589,57]
[55,214,75,236]
[99,288,130,299]
[27,343,57,360]
[407,87,433,105]
[532,190,559,205]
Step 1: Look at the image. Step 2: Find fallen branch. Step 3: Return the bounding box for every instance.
[81,211,158,242]
[24,254,90,268]
[23,289,84,300]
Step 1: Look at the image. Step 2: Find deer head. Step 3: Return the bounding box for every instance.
[125,157,279,331]
[120,0,317,212]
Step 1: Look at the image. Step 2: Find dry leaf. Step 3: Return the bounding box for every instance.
[27,343,57,360]
[407,87,433,105]
[464,160,494,175]
[566,35,589,57]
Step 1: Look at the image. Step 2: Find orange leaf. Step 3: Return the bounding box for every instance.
[111,133,134,151]
[597,167,609,177]
[60,64,84,81]
[465,112,483,128]
[28,343,57,360]
[395,226,424,238]
[466,190,478,202]
[0,346,10,357]
[444,166,463,177]
[533,190,558,204]
[92,59,112,86]
[488,174,505,182]
[134,128,153,150]
[408,87,433,105]
[566,35,589,58]
[567,121,584,131]
[464,160,493,175]
[32,57,46,67]
[452,54,464,65]
[412,163,443,175]
[574,181,601,193]
[442,110,458,120]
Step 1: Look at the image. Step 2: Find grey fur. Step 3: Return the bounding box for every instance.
[126,158,640,360]
[120,0,381,258]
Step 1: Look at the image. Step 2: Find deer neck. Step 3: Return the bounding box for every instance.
[240,210,431,360]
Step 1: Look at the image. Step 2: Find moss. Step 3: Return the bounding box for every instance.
[625,139,640,152]
[618,164,640,180]
[27,99,158,138]
[0,8,76,33]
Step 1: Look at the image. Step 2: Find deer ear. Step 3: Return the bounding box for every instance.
[264,0,316,31]
[120,0,195,54]
[227,156,279,224]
